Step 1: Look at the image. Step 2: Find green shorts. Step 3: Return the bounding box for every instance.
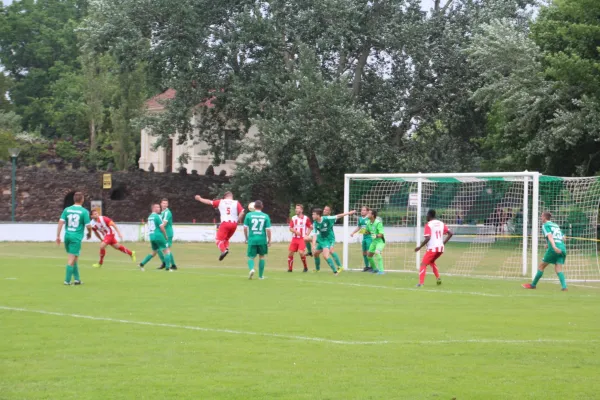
[543,245,567,265]
[361,236,373,252]
[151,238,168,252]
[368,240,385,254]
[316,239,334,251]
[247,244,268,258]
[64,237,82,256]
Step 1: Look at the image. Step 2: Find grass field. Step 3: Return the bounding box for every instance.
[1,241,600,400]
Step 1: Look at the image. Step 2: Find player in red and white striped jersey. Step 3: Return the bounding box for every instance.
[288,204,312,272]
[90,210,135,267]
[415,209,453,287]
[195,191,245,261]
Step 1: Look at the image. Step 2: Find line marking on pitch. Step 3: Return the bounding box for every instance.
[0,306,385,345]
[1,306,595,346]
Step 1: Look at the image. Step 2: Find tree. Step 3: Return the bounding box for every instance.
[0,0,88,136]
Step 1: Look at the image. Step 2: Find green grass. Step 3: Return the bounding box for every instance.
[1,242,600,399]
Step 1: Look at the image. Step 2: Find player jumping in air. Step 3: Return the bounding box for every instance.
[323,205,343,270]
[415,209,453,287]
[351,206,373,271]
[90,210,135,268]
[365,209,385,274]
[139,203,173,271]
[158,198,177,270]
[195,191,244,261]
[288,204,312,272]
[522,212,568,291]
[244,200,272,280]
[310,208,356,274]
[56,192,92,285]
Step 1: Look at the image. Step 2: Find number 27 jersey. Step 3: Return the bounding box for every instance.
[244,211,272,245]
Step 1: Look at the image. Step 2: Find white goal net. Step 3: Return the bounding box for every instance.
[342,172,600,282]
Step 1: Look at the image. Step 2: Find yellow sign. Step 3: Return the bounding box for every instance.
[91,200,102,216]
[103,174,112,189]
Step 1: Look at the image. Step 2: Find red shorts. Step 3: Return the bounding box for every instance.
[288,238,306,252]
[102,234,118,246]
[217,221,238,241]
[421,251,443,266]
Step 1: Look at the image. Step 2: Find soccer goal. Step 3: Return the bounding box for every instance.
[342,172,600,282]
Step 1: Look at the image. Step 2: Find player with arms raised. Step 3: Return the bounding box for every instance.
[522,212,568,291]
[351,206,372,271]
[195,191,244,261]
[288,204,312,272]
[90,210,135,268]
[56,192,92,285]
[415,209,453,287]
[311,208,356,274]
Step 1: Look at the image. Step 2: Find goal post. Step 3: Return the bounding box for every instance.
[343,172,600,282]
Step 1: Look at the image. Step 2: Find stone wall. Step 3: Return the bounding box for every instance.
[0,167,289,223]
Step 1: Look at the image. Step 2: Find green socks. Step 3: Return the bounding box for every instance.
[306,241,313,255]
[65,265,73,282]
[259,259,265,278]
[532,269,544,286]
[557,271,567,289]
[374,253,384,272]
[164,253,172,269]
[368,256,376,270]
[326,258,336,272]
[140,254,154,266]
[314,257,321,271]
[248,258,255,270]
[157,251,165,263]
[331,252,342,267]
[363,255,369,268]
[73,262,80,281]
[169,252,176,266]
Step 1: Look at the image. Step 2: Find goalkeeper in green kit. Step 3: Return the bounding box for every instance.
[365,209,385,275]
[522,212,568,291]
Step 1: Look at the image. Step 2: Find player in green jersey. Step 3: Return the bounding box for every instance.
[56,192,92,285]
[523,212,568,291]
[323,205,344,270]
[158,198,177,270]
[310,208,356,274]
[351,206,373,271]
[365,209,385,275]
[139,202,174,271]
[243,200,272,280]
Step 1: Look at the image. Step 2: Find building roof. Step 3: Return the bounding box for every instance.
[145,88,216,112]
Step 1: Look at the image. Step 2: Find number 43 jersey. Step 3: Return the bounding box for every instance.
[243,211,272,245]
[60,205,91,241]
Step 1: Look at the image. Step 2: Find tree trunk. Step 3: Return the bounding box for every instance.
[305,149,323,186]
[352,44,370,98]
[89,118,96,150]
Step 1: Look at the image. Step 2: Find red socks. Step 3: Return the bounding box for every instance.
[217,240,228,253]
[431,263,440,279]
[118,245,132,256]
[99,248,106,265]
[419,265,426,285]
[288,256,293,271]
[301,256,307,269]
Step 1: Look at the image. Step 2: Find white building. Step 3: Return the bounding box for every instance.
[139,89,258,174]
